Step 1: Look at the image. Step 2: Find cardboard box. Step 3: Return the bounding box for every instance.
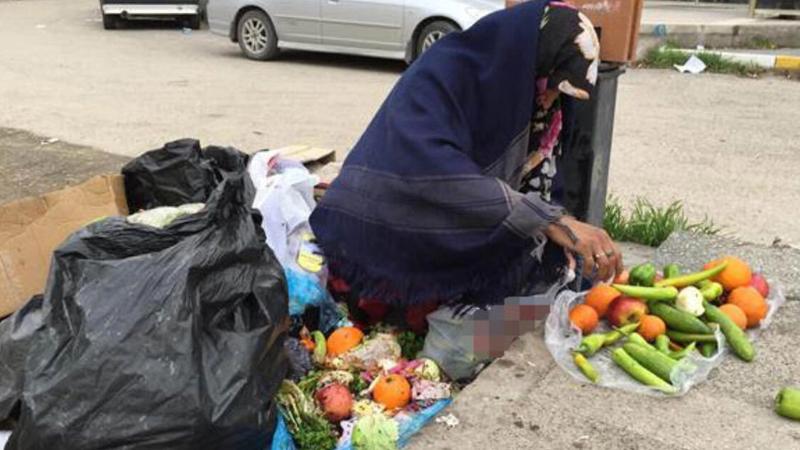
[571,0,644,63]
[0,175,128,317]
[506,0,644,63]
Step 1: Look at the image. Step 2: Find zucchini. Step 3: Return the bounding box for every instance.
[623,342,679,383]
[666,330,717,344]
[704,301,755,362]
[611,348,676,393]
[650,302,713,334]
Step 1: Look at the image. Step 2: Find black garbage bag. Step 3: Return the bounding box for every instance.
[122,138,250,212]
[0,295,44,423]
[0,175,289,450]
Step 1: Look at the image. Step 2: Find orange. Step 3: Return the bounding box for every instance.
[704,256,752,292]
[326,327,364,356]
[613,270,630,285]
[584,284,621,317]
[569,304,599,334]
[637,315,667,342]
[373,374,411,410]
[727,286,768,328]
[719,304,748,330]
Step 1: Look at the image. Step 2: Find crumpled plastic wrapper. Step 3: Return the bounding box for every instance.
[127,203,205,228]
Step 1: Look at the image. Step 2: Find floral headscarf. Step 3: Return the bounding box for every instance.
[521,3,600,201]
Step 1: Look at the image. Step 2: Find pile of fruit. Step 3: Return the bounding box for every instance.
[565,256,776,393]
[276,326,452,450]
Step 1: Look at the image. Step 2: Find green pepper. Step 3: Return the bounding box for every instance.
[655,262,728,288]
[574,352,599,383]
[612,284,679,302]
[655,335,671,356]
[630,263,657,287]
[663,264,681,280]
[670,342,697,360]
[775,387,800,421]
[627,332,656,350]
[699,342,717,358]
[576,323,639,356]
[311,331,327,365]
[700,282,724,302]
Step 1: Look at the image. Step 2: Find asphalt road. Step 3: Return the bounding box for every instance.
[1,0,799,247]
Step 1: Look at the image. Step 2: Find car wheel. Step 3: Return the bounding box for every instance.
[237,10,278,61]
[102,13,118,30]
[416,21,459,57]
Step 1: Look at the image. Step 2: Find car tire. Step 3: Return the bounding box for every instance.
[102,13,118,30]
[416,20,459,58]
[237,10,279,61]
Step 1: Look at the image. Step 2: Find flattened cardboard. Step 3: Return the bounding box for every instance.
[0,175,128,317]
[276,145,336,165]
[571,0,644,63]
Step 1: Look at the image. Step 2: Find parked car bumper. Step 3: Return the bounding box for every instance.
[101,1,199,16]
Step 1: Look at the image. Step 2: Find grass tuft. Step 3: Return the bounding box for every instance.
[640,46,765,77]
[604,196,720,247]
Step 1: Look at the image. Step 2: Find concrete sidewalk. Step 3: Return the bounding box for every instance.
[639,1,800,54]
[410,232,800,450]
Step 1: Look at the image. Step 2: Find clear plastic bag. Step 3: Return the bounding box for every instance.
[422,277,568,381]
[545,278,786,396]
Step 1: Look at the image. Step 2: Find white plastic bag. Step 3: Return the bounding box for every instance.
[248,151,328,315]
[545,278,786,396]
[248,151,319,268]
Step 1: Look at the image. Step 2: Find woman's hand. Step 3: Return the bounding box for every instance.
[545,216,623,282]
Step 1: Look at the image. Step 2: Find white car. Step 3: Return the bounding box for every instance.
[100,0,203,30]
[206,0,504,62]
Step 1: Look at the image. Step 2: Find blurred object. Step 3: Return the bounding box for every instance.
[750,0,800,17]
[0,175,128,318]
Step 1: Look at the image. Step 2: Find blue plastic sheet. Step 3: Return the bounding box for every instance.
[271,400,452,450]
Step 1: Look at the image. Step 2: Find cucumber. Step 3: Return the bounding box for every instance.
[611,348,676,393]
[623,342,679,383]
[650,302,713,334]
[703,301,755,362]
[665,330,717,344]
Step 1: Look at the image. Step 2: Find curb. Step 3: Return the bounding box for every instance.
[676,48,800,70]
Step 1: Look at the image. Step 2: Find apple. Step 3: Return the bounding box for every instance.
[613,270,630,285]
[749,273,770,298]
[607,296,649,327]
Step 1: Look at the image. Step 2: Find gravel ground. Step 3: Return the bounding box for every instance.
[1,0,799,247]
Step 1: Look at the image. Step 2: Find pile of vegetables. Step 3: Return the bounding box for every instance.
[277,326,452,450]
[568,255,776,393]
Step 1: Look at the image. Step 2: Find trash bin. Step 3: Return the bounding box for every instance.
[558,63,625,227]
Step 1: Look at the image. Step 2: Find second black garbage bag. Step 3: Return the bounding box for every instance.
[3,175,289,450]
